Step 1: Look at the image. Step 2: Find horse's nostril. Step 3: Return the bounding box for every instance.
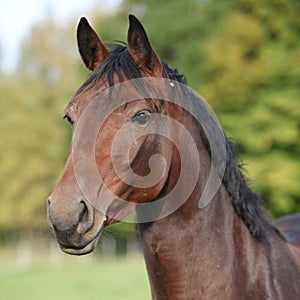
[77,200,94,234]
[47,196,94,235]
[79,201,88,221]
[47,197,54,230]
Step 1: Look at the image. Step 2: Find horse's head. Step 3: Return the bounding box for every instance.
[47,16,190,255]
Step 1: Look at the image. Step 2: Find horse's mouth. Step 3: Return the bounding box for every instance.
[60,227,103,256]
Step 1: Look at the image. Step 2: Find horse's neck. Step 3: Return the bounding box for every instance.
[138,177,300,299]
[137,183,248,299]
[136,120,251,299]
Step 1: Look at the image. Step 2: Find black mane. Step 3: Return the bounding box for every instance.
[222,139,276,240]
[80,44,278,241]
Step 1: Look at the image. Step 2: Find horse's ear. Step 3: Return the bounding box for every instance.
[77,17,108,71]
[127,15,162,76]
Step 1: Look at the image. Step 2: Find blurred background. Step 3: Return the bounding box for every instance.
[0,0,299,299]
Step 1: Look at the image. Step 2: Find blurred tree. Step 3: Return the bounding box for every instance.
[0,75,65,230]
[19,17,86,97]
[200,0,300,216]
[0,17,83,232]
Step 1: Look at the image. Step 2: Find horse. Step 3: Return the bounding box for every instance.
[47,15,300,299]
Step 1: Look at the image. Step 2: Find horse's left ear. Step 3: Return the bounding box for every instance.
[127,15,162,76]
[77,17,108,71]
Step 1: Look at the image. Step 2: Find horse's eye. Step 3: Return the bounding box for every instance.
[63,114,73,125]
[131,110,151,125]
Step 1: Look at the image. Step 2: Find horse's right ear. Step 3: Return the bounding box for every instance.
[77,17,108,71]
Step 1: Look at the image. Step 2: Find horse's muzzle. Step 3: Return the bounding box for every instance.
[47,196,104,255]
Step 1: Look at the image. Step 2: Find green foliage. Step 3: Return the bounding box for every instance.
[0,18,81,230]
[0,76,65,229]
[198,0,300,216]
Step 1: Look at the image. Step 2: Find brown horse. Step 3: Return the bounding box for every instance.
[47,15,300,299]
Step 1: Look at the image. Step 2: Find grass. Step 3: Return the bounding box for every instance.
[0,253,151,300]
